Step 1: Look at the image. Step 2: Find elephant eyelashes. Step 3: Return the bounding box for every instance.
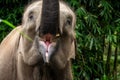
[66,17,72,26]
[28,11,34,20]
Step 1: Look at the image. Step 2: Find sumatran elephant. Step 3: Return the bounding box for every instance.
[0,0,76,80]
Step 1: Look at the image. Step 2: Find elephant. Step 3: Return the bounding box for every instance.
[0,0,76,80]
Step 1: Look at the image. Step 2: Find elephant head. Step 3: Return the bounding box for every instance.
[0,0,76,80]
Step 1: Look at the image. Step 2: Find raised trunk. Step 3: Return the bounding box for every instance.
[40,0,59,35]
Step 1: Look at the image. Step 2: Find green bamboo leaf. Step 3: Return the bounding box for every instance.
[102,74,108,80]
[0,19,33,42]
[76,7,87,18]
[113,35,117,43]
[0,19,2,23]
[2,20,16,29]
[90,38,94,50]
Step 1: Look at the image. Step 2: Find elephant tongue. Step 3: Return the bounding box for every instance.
[45,41,50,48]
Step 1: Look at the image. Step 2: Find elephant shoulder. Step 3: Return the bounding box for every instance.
[0,26,22,57]
[0,26,22,79]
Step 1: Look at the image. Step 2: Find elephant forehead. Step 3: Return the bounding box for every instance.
[26,1,42,11]
[59,2,76,26]
[24,1,74,17]
[23,1,76,27]
[60,2,74,14]
[24,1,42,16]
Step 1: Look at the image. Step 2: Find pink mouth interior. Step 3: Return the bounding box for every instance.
[45,41,51,55]
[45,41,50,48]
[44,34,52,52]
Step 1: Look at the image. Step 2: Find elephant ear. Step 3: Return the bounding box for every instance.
[68,39,77,60]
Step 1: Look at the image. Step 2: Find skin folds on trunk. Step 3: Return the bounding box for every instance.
[40,0,59,35]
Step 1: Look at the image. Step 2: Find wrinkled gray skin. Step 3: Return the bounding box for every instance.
[0,0,76,80]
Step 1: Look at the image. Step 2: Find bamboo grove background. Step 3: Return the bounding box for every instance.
[0,0,120,80]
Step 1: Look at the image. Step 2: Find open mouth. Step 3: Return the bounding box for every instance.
[39,33,60,63]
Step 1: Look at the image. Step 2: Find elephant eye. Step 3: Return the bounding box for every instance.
[66,17,72,26]
[28,11,34,20]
